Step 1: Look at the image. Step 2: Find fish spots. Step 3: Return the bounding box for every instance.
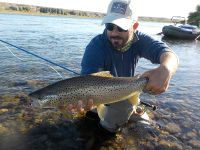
[29,75,148,108]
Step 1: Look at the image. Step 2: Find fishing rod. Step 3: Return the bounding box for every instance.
[0,39,80,75]
[140,101,157,111]
[0,39,158,110]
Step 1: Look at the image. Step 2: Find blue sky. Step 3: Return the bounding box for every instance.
[0,0,199,18]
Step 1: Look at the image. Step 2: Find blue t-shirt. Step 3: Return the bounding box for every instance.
[81,30,170,77]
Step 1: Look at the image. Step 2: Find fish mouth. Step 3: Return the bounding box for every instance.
[29,97,42,108]
[31,100,42,107]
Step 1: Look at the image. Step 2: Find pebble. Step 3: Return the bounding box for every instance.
[165,122,181,134]
[158,139,183,150]
[0,123,8,134]
[0,94,200,150]
[188,139,200,149]
[186,130,197,139]
[0,108,9,114]
[27,80,45,87]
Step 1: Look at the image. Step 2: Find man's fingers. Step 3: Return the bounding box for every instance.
[77,100,84,112]
[66,104,76,113]
[66,99,94,114]
[67,104,73,111]
[86,99,94,110]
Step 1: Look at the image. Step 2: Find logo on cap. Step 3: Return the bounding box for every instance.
[111,2,127,15]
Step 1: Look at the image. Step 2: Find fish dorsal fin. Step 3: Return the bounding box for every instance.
[97,104,107,121]
[91,71,113,77]
[128,92,140,105]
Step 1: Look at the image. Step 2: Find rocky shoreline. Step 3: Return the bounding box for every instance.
[1,93,199,149]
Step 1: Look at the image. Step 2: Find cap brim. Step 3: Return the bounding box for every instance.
[101,14,133,30]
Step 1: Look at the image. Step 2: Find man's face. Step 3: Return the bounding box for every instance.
[106,23,134,49]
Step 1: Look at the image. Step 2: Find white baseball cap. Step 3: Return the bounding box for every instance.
[102,0,138,30]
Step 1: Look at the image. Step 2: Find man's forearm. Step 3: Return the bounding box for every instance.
[160,51,179,75]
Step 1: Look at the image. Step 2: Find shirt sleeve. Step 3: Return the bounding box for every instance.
[137,31,171,64]
[81,36,105,75]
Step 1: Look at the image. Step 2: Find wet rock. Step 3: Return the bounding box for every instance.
[188,139,200,149]
[127,118,160,139]
[186,130,197,139]
[165,122,181,134]
[1,94,199,150]
[0,102,15,109]
[198,130,200,137]
[15,93,29,105]
[0,131,29,150]
[27,80,45,87]
[0,123,9,134]
[157,140,183,150]
[182,118,193,128]
[0,108,9,114]
[184,145,193,150]
[166,134,179,142]
[25,121,83,150]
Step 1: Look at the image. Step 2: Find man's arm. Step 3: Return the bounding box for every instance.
[142,51,179,95]
[160,51,179,75]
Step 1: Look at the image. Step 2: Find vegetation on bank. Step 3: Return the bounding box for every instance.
[0,2,199,25]
[187,5,200,26]
[0,2,171,22]
[0,2,104,18]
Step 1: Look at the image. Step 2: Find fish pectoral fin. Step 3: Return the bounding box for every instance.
[91,71,113,77]
[59,108,73,119]
[128,92,140,105]
[97,104,106,121]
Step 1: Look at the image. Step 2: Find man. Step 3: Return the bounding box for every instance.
[81,0,178,133]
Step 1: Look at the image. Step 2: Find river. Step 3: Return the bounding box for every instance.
[0,13,200,150]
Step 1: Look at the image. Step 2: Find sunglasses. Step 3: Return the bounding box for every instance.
[105,23,128,32]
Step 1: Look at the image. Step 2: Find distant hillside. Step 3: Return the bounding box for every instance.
[0,2,104,18]
[0,2,171,22]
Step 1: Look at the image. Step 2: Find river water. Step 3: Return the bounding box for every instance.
[0,13,200,150]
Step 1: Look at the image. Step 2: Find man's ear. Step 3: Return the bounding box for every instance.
[133,22,139,30]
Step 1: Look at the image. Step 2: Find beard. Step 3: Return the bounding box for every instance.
[109,36,125,49]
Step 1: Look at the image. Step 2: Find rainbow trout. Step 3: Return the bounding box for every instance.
[29,72,148,112]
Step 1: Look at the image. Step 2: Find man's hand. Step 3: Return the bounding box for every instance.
[142,51,178,95]
[67,99,94,114]
[142,65,172,95]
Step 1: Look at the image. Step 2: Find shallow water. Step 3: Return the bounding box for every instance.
[0,13,200,150]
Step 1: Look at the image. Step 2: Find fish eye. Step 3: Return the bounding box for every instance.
[29,101,33,106]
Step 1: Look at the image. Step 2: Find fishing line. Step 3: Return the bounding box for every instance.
[195,34,200,41]
[1,43,23,61]
[0,39,80,75]
[0,42,64,79]
[1,40,160,108]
